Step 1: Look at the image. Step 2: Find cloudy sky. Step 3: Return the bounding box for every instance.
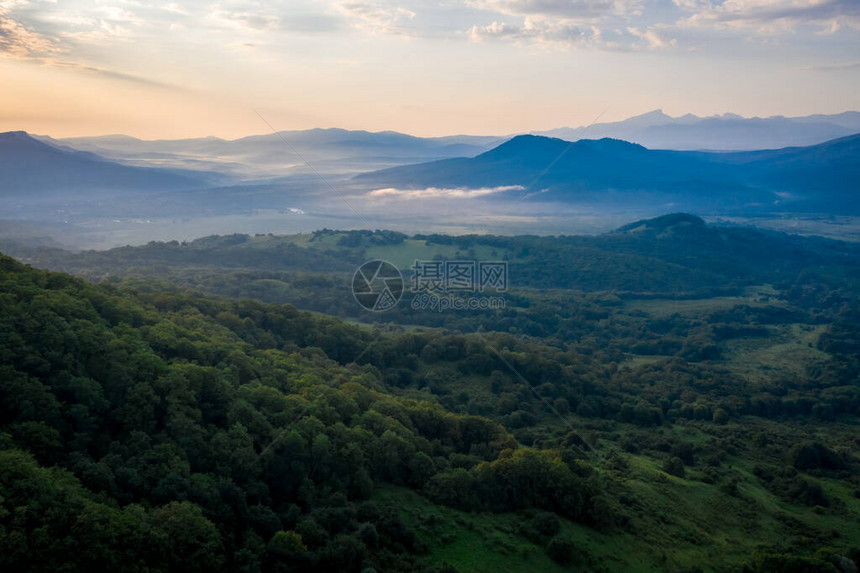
[1,0,858,138]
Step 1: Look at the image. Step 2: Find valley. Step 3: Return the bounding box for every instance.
[1,215,858,571]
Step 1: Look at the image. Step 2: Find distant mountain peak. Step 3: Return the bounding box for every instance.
[490,134,647,154]
[478,134,567,157]
[506,134,555,143]
[0,130,38,142]
[634,109,669,119]
[0,129,207,194]
[577,137,647,151]
[475,134,650,165]
[614,213,706,234]
[534,110,860,150]
[621,109,674,126]
[0,130,65,151]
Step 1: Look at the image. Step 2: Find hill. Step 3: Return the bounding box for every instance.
[355,134,860,214]
[1,215,859,572]
[0,131,208,195]
[46,129,506,179]
[6,213,860,337]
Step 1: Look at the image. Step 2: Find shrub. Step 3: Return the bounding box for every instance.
[663,456,686,478]
[531,512,561,537]
[546,536,574,564]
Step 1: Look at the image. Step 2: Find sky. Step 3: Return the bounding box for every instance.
[0,0,858,138]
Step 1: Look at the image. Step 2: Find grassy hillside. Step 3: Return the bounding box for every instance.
[1,215,859,572]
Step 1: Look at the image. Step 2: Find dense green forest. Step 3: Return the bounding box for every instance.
[1,214,859,572]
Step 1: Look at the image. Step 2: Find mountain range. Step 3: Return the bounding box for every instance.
[355,133,860,213]
[35,129,506,180]
[536,109,860,150]
[0,131,209,195]
[23,110,859,183]
[2,113,858,227]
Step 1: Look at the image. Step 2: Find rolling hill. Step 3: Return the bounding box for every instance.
[0,131,208,195]
[2,216,859,572]
[42,129,506,179]
[355,134,860,214]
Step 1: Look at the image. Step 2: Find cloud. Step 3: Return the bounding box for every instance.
[367,185,524,199]
[470,0,642,19]
[97,6,144,25]
[800,59,860,71]
[676,0,860,35]
[335,2,416,35]
[209,4,281,31]
[162,4,189,16]
[48,61,174,88]
[0,3,175,87]
[671,0,707,9]
[466,0,670,50]
[469,17,605,48]
[626,26,675,49]
[0,10,58,58]
[37,6,140,43]
[468,0,859,51]
[469,17,679,50]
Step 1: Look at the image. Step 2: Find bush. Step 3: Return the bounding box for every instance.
[663,456,686,478]
[546,536,574,564]
[790,442,845,471]
[531,512,561,537]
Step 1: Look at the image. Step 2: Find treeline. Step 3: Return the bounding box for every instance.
[12,216,860,304]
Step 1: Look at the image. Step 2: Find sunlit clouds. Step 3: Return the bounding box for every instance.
[0,0,856,138]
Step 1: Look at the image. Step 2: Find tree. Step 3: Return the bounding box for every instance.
[531,512,561,537]
[147,501,225,572]
[408,452,436,488]
[546,536,574,565]
[267,530,307,557]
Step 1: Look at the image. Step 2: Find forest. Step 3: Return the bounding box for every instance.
[1,213,858,572]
